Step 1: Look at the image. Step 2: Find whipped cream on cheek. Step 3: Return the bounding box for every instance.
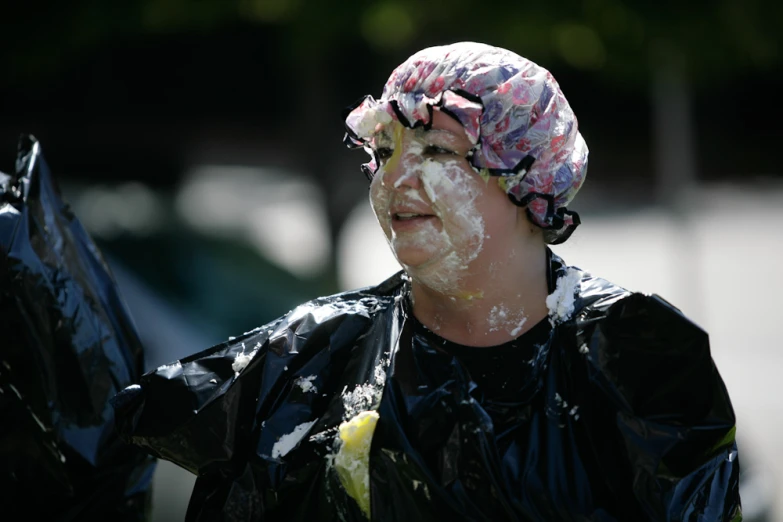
[370,151,485,296]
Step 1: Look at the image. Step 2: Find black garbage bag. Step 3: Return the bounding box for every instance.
[113,249,741,520]
[0,136,155,521]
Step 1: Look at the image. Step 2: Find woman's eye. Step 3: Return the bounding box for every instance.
[424,145,457,156]
[376,147,393,161]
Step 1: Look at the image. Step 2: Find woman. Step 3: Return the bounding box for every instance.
[114,42,740,521]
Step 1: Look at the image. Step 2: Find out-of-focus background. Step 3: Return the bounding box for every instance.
[1,1,781,519]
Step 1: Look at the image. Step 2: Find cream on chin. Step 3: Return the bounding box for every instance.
[369,131,487,297]
[399,159,485,296]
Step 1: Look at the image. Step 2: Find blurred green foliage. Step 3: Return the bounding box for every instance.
[2,0,780,89]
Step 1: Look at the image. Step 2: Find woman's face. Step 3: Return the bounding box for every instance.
[369,110,519,295]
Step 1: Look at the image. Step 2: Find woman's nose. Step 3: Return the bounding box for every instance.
[382,143,422,190]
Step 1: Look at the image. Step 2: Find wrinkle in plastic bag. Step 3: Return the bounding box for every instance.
[115,246,740,520]
[0,136,155,521]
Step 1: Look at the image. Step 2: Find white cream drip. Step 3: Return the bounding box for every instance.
[546,267,582,324]
[487,303,528,336]
[271,420,316,458]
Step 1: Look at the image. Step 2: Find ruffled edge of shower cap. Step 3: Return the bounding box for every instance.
[343,42,589,244]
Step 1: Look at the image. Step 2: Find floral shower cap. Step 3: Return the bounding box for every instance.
[343,41,589,244]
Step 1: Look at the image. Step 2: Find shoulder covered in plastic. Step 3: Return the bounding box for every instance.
[111,272,406,474]
[573,278,734,427]
[569,273,739,516]
[571,266,707,351]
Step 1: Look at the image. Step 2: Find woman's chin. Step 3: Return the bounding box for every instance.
[391,246,440,269]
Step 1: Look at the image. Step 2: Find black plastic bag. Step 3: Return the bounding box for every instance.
[114,250,741,521]
[0,136,155,521]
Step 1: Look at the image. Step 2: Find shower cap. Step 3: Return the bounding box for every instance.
[344,42,588,244]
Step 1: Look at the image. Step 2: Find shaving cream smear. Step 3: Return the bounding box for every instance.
[487,304,529,336]
[370,135,486,296]
[546,267,582,324]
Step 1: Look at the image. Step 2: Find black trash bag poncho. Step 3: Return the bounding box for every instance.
[114,249,741,521]
[0,136,155,520]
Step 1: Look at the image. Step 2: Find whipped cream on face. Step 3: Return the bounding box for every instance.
[392,141,423,188]
[352,107,393,138]
[370,133,486,296]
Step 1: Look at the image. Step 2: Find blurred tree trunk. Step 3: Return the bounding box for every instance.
[651,41,697,205]
[650,41,703,320]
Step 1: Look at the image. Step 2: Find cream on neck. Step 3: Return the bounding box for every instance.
[409,232,549,347]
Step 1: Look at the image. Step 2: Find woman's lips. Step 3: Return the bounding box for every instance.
[390,213,437,232]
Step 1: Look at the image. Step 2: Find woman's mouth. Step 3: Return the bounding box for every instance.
[394,212,429,220]
[391,212,437,231]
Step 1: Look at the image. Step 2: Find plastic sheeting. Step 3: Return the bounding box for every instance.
[0,136,155,520]
[114,248,741,520]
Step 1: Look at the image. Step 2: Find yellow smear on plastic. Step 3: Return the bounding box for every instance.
[335,411,379,518]
[383,123,404,175]
[497,176,511,192]
[478,168,491,184]
[707,425,737,455]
